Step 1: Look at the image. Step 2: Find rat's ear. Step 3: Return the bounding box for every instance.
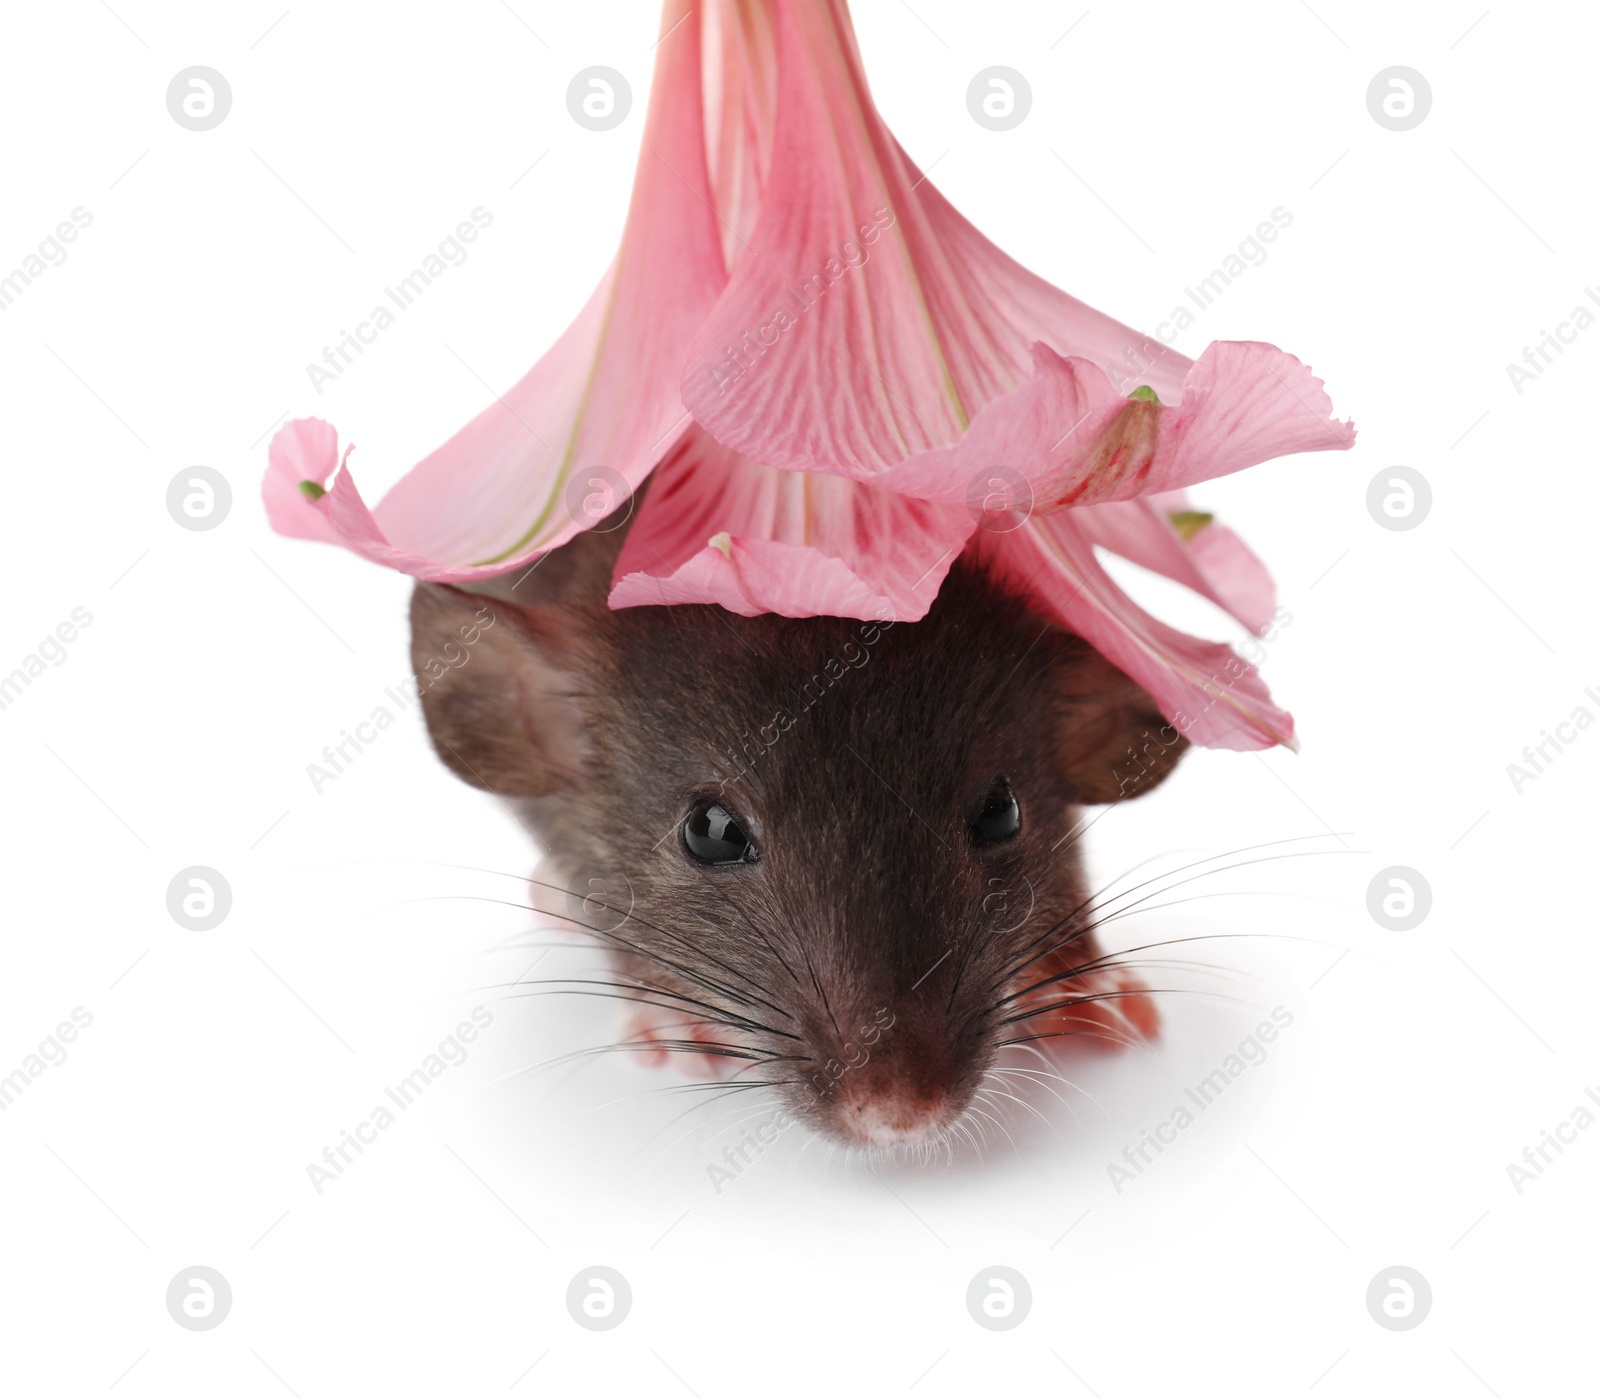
[1055,643,1188,805]
[409,582,591,797]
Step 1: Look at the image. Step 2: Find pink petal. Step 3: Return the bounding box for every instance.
[609,426,972,621]
[1185,520,1278,635]
[1149,487,1280,638]
[681,0,1200,480]
[1074,493,1278,636]
[262,1,728,579]
[871,340,1355,512]
[262,417,342,544]
[703,0,779,268]
[679,0,1351,506]
[981,514,1295,752]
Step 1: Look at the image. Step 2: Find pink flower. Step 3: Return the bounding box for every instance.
[264,0,1353,751]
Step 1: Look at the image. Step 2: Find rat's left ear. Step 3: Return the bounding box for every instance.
[1054,643,1188,805]
[409,582,592,798]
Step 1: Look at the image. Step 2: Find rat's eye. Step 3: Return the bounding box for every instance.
[968,775,1021,846]
[683,797,758,866]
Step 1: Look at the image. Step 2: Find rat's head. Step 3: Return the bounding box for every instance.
[411,526,1186,1150]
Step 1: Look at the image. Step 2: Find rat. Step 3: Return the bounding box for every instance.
[409,502,1187,1149]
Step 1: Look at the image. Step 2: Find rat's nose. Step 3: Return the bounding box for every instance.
[833,1089,954,1146]
[809,1010,974,1146]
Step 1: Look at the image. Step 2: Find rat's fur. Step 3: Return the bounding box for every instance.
[411,513,1185,1147]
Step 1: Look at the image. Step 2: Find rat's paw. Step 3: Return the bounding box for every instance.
[620,1008,738,1079]
[1009,955,1160,1051]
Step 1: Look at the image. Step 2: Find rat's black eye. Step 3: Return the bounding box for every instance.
[683,798,758,866]
[969,775,1021,846]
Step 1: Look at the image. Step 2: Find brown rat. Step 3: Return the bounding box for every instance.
[409,505,1186,1148]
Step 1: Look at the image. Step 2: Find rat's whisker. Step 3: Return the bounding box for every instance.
[497,977,799,1042]
[428,888,786,1021]
[998,986,1173,1028]
[1081,843,1359,931]
[477,1033,793,1095]
[693,868,809,992]
[967,1097,1020,1159]
[485,881,795,1020]
[950,1117,982,1160]
[494,985,789,1045]
[1002,981,1270,1042]
[979,1082,1056,1133]
[642,1096,779,1167]
[998,837,1357,990]
[542,1071,761,1137]
[1004,877,1344,998]
[520,876,791,1012]
[987,1064,1089,1124]
[784,1124,823,1179]
[997,1023,1141,1053]
[1000,932,1315,1008]
[996,1039,1109,1109]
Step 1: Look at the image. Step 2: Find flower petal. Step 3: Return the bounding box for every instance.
[982,513,1295,751]
[609,426,972,621]
[263,0,728,579]
[871,340,1355,512]
[262,417,343,544]
[1073,491,1278,636]
[1183,518,1278,636]
[681,0,1194,481]
[703,0,779,267]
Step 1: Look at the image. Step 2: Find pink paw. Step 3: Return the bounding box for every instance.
[621,1008,739,1079]
[1011,956,1161,1050]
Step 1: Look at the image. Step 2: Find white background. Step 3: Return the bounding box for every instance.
[1,1,1593,1395]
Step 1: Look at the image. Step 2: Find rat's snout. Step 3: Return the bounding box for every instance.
[799,1014,978,1148]
[832,1087,955,1147]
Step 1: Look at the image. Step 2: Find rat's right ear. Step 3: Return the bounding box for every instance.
[409,583,591,797]
[1054,642,1189,805]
